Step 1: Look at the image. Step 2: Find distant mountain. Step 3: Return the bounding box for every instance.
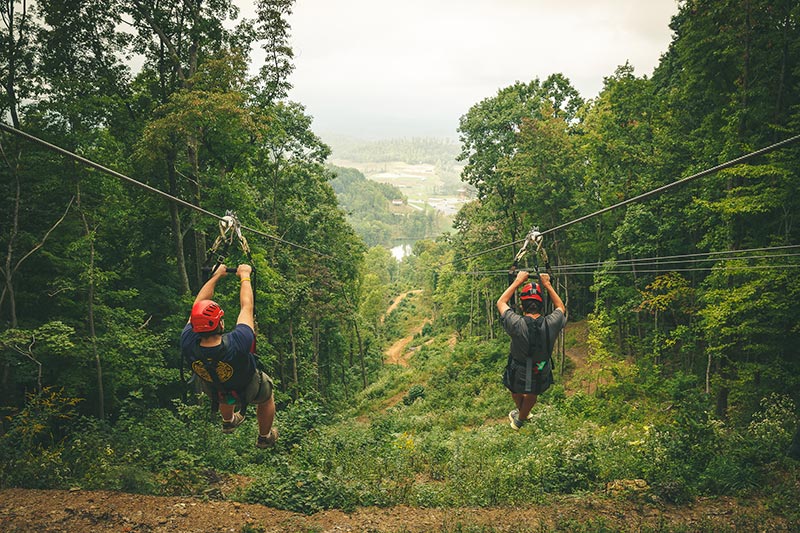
[322,134,461,165]
[329,165,447,248]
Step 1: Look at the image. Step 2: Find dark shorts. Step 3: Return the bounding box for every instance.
[502,359,553,395]
[199,370,274,404]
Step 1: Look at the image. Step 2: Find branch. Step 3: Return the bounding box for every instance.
[130,1,186,82]
[139,315,153,330]
[13,333,42,393]
[12,196,75,275]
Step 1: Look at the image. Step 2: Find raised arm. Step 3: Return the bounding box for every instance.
[497,270,529,315]
[188,264,227,322]
[539,273,566,315]
[236,264,255,330]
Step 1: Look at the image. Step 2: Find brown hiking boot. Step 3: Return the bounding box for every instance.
[256,428,278,449]
[221,412,244,434]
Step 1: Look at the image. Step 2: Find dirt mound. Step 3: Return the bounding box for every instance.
[0,488,787,532]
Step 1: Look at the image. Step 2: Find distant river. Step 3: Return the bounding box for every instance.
[391,243,413,261]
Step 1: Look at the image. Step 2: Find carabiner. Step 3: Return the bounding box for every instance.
[513,226,540,266]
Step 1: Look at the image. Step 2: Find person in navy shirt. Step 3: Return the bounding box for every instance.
[181,263,278,448]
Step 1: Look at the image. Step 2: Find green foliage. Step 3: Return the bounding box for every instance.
[330,165,448,247]
[274,397,329,448]
[403,384,425,405]
[0,388,82,488]
[244,465,357,514]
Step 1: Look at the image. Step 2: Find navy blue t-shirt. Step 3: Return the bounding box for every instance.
[181,323,256,391]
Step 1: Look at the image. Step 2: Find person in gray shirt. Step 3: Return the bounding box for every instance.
[497,270,566,430]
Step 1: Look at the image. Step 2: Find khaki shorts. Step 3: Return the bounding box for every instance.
[199,370,274,404]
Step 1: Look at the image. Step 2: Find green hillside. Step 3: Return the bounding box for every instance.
[329,164,449,247]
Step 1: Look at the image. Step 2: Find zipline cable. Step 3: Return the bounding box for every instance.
[555,246,800,271]
[0,122,334,260]
[456,263,800,277]
[448,133,800,266]
[448,244,800,275]
[456,254,800,275]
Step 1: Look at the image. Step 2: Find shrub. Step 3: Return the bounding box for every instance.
[747,393,797,461]
[244,465,357,513]
[275,397,329,448]
[403,384,426,405]
[0,388,81,489]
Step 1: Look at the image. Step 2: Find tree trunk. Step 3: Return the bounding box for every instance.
[86,226,104,419]
[77,178,104,419]
[487,289,494,340]
[341,350,349,400]
[715,385,729,420]
[188,140,205,288]
[167,156,190,294]
[270,325,285,393]
[469,280,474,336]
[2,171,21,328]
[739,0,751,134]
[1,0,23,129]
[353,318,366,388]
[312,316,321,394]
[290,319,298,400]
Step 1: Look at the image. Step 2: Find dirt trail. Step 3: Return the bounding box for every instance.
[1,487,787,533]
[560,319,613,395]
[384,318,430,366]
[381,289,422,324]
[383,290,426,367]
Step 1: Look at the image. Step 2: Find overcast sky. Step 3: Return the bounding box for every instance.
[256,0,680,140]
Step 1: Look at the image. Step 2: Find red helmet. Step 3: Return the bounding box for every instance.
[190,300,224,332]
[519,282,542,303]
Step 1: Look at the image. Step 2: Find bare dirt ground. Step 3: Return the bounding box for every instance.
[1,487,791,533]
[383,290,427,367]
[381,290,422,324]
[384,318,430,367]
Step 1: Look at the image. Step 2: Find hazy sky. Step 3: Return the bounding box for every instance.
[255,1,680,140]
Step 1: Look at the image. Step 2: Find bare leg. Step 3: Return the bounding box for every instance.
[256,394,276,436]
[511,393,524,411]
[219,403,235,421]
[518,393,538,419]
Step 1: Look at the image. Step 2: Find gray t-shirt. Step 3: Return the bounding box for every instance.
[501,308,566,362]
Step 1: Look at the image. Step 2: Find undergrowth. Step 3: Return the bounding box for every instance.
[1,331,798,528]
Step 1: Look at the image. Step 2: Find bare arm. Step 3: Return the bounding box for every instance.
[187,264,227,322]
[236,264,255,330]
[497,270,529,315]
[539,273,566,315]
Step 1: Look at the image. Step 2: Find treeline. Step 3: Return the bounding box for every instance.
[0,0,391,421]
[326,134,461,165]
[411,0,800,424]
[329,165,447,247]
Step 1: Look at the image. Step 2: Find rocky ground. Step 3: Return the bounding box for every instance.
[0,487,792,532]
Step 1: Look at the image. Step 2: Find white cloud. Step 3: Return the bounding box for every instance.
[243,0,680,139]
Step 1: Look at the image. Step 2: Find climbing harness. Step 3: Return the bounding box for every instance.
[508,226,551,308]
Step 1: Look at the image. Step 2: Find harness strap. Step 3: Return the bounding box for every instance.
[192,335,250,416]
[522,315,547,393]
[525,354,534,392]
